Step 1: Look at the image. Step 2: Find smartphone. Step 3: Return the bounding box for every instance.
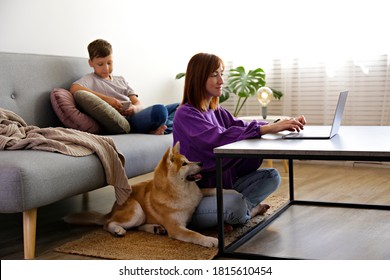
[121,101,131,111]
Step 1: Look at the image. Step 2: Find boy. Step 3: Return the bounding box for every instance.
[70,39,178,134]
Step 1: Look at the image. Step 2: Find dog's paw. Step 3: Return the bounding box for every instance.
[199,236,218,248]
[106,222,127,237]
[154,225,167,235]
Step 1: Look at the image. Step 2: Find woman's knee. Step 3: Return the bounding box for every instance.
[268,168,281,191]
[190,192,250,228]
[262,167,280,184]
[223,193,250,225]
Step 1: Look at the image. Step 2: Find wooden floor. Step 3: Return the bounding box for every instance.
[234,205,390,259]
[1,161,389,260]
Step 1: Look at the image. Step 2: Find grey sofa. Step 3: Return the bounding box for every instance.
[0,52,173,259]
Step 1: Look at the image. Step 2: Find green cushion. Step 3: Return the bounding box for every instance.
[73,90,130,134]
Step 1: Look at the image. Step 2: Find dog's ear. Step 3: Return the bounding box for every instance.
[172,141,180,154]
[168,146,174,163]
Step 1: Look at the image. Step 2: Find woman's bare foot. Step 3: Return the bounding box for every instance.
[249,203,270,218]
[150,125,167,135]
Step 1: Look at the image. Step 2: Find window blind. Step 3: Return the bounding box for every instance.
[223,54,390,126]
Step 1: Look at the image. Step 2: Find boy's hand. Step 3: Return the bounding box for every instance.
[104,96,123,111]
[121,105,135,116]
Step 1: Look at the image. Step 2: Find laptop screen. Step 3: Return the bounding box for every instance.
[329,90,348,137]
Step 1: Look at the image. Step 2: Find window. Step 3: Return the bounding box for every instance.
[224,55,390,126]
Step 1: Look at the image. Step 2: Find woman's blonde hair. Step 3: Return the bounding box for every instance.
[182,53,224,111]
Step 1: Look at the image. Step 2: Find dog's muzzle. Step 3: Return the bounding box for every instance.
[186,162,203,181]
[186,173,202,181]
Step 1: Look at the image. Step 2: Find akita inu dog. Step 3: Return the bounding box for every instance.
[65,142,219,247]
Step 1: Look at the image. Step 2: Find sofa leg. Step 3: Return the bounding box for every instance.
[23,208,37,259]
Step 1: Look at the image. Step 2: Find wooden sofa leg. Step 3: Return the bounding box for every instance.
[23,208,37,259]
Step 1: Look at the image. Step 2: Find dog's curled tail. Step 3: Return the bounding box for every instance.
[64,211,106,226]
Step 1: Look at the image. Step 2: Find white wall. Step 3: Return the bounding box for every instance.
[0,0,263,106]
[1,0,389,106]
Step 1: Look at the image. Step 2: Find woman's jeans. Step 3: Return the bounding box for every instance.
[126,103,179,134]
[190,168,281,229]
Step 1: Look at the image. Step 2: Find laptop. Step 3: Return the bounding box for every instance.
[282,90,348,139]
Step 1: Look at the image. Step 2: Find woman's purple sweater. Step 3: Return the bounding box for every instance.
[173,103,267,188]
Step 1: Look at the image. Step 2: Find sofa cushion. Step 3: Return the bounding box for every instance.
[112,134,173,177]
[0,133,173,213]
[74,90,130,134]
[50,88,102,134]
[0,150,106,212]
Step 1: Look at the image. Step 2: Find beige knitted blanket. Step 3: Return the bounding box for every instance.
[0,108,131,205]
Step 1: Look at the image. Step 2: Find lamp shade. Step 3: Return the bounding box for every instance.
[256,87,273,107]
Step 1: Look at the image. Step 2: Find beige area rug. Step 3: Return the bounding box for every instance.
[55,194,287,260]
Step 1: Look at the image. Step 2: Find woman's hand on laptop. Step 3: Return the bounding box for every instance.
[260,115,306,135]
[295,115,306,126]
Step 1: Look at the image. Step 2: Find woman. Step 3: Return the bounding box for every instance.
[173,53,306,229]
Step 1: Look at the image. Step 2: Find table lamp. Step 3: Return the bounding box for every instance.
[256,87,273,119]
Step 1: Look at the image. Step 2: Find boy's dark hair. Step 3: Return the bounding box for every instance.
[87,39,112,60]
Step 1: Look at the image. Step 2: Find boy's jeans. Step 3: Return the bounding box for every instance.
[127,103,179,134]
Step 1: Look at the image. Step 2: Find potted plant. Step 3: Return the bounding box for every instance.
[176,66,283,117]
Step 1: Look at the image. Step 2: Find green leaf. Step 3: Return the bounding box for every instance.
[175,67,284,115]
[270,87,283,100]
[227,66,266,99]
[219,90,230,103]
[175,72,186,79]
